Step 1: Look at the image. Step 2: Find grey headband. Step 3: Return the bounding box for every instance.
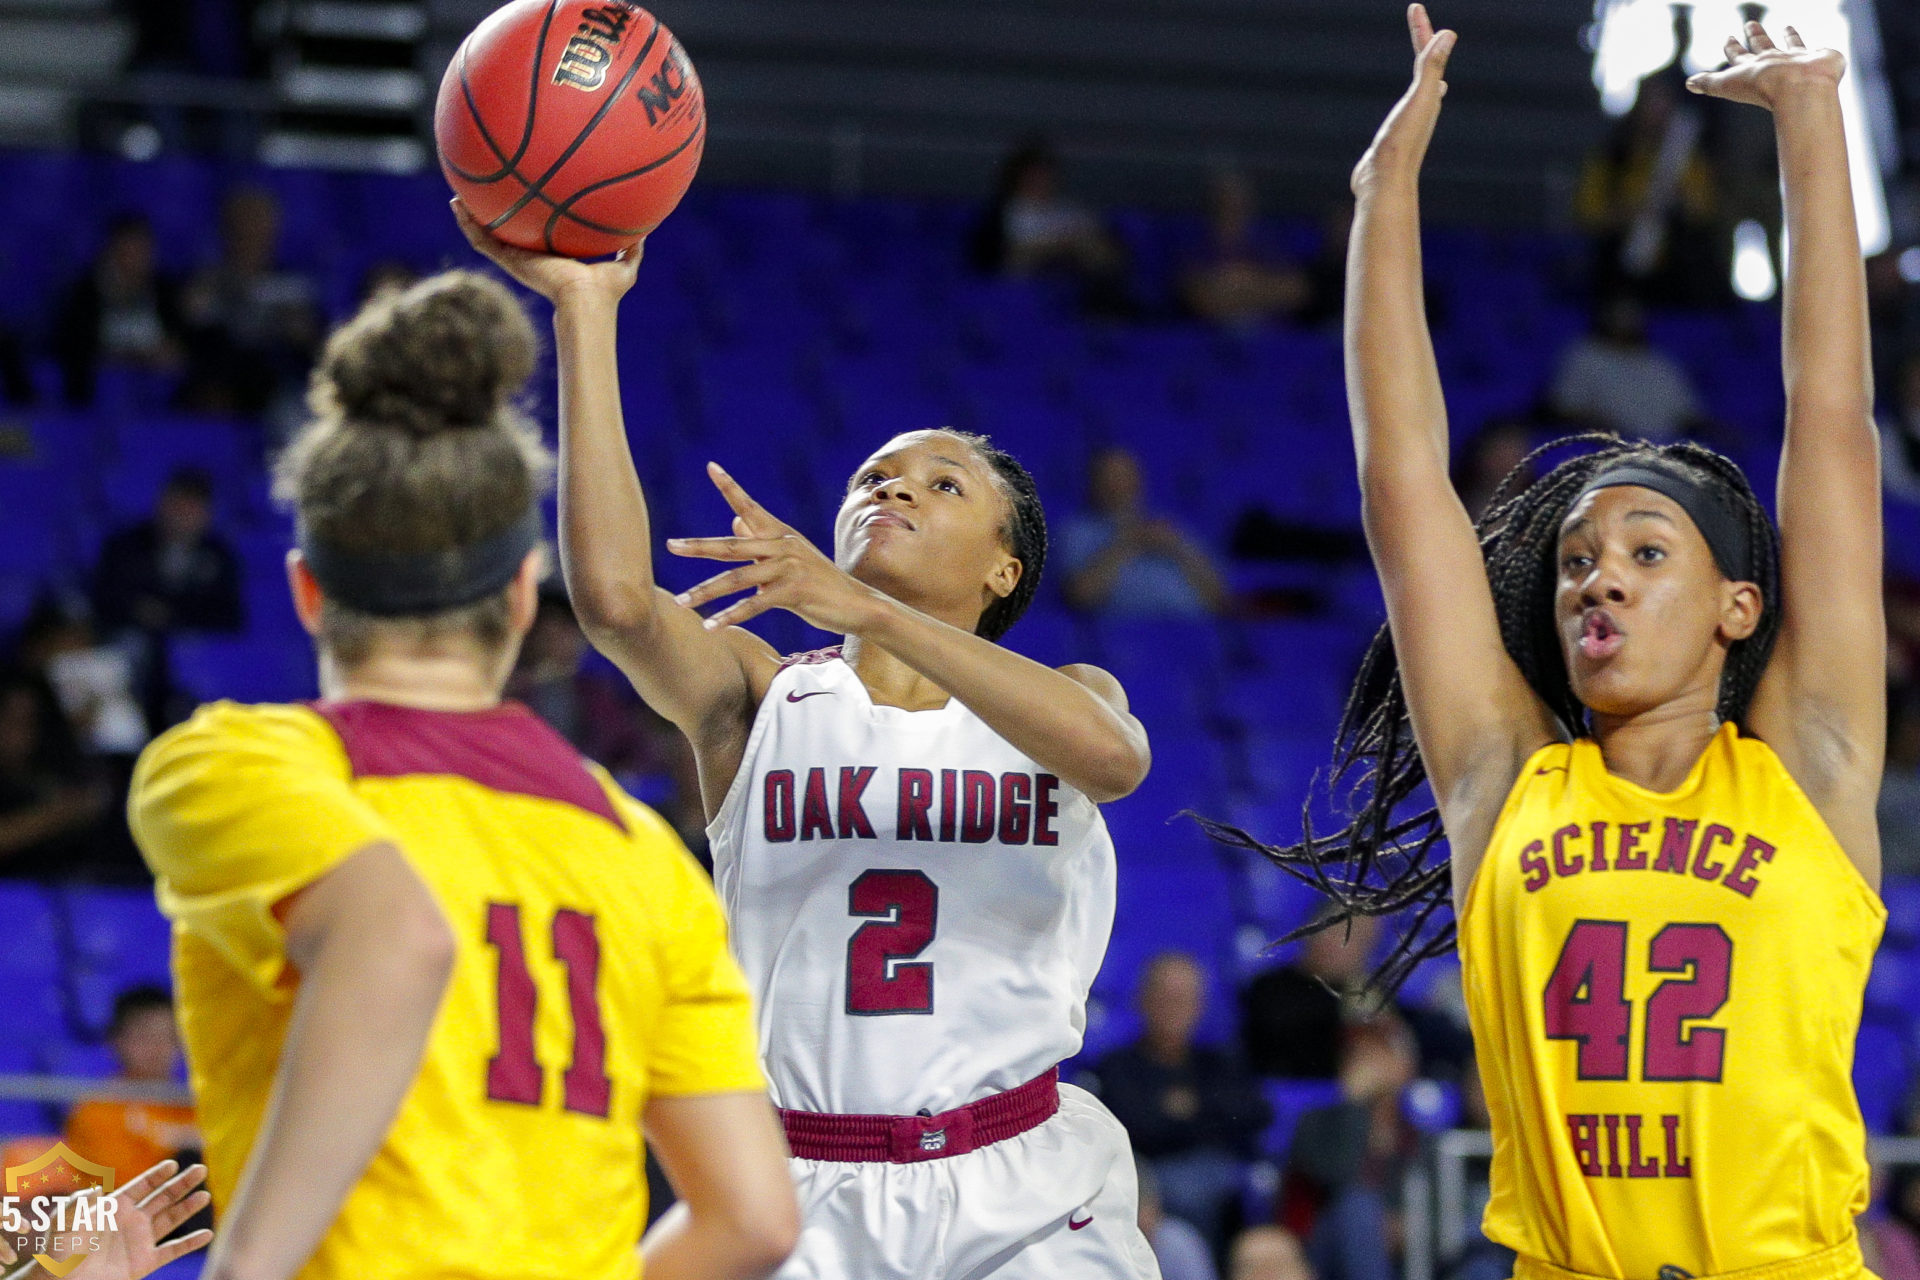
[1576,463,1753,582]
[299,509,541,616]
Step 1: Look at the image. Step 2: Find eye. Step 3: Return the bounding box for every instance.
[1635,544,1667,564]
[855,470,885,488]
[933,476,963,495]
[1561,553,1593,572]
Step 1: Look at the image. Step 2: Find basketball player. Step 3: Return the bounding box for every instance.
[128,271,799,1280]
[456,205,1162,1279]
[1203,9,1885,1279]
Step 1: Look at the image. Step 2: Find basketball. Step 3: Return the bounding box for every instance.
[435,0,706,258]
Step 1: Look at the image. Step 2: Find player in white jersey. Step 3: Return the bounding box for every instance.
[458,211,1161,1279]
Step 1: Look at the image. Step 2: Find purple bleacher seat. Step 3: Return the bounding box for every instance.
[1866,949,1917,1017]
[0,1044,58,1140]
[169,632,319,707]
[60,887,172,1037]
[1883,877,1920,948]
[1401,1078,1463,1133]
[0,884,65,1049]
[1854,1019,1911,1133]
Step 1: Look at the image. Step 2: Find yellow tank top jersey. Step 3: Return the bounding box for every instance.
[1460,722,1884,1280]
[130,700,765,1280]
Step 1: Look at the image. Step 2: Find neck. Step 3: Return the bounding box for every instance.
[319,647,506,712]
[839,633,951,711]
[1589,691,1723,792]
[1142,1033,1188,1066]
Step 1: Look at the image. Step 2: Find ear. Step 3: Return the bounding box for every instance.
[986,549,1022,603]
[286,550,324,637]
[1718,579,1763,644]
[505,549,547,637]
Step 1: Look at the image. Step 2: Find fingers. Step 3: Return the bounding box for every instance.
[450,199,531,268]
[700,593,776,631]
[1784,25,1805,50]
[665,535,787,562]
[1745,20,1776,53]
[149,1188,213,1241]
[1408,3,1433,54]
[1724,36,1746,64]
[706,463,785,537]
[674,563,775,609]
[154,1229,215,1267]
[136,1163,207,1214]
[1415,25,1457,86]
[114,1160,181,1206]
[0,1234,16,1265]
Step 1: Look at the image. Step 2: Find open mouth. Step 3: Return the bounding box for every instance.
[1578,609,1625,661]
[863,510,914,532]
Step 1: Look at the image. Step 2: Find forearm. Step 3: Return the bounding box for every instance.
[856,596,1148,801]
[203,925,449,1280]
[640,1209,786,1280]
[1775,85,1872,419]
[553,291,663,636]
[1346,179,1451,483]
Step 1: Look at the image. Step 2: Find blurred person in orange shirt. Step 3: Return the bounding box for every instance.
[63,986,200,1185]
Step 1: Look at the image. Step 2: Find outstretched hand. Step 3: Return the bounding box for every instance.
[668,465,883,635]
[451,199,641,305]
[1352,4,1457,195]
[1686,22,1844,110]
[65,1160,214,1280]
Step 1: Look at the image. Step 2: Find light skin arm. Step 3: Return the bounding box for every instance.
[639,1093,800,1280]
[200,843,455,1280]
[451,205,779,772]
[1345,6,1559,904]
[672,468,1152,802]
[1696,26,1885,883]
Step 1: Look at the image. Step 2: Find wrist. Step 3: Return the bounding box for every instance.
[551,285,620,322]
[844,585,898,639]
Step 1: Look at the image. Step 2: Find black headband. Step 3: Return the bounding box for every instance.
[299,509,541,617]
[1576,463,1753,582]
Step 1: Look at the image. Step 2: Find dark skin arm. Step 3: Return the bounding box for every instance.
[1344,5,1560,908]
[1695,27,1885,887]
[453,204,782,817]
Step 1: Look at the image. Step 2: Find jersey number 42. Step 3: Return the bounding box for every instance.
[1543,918,1732,1083]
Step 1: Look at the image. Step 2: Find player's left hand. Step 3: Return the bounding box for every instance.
[669,464,884,634]
[66,1160,214,1280]
[1687,22,1845,109]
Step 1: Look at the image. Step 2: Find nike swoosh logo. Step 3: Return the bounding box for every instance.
[786,690,834,702]
[1068,1213,1093,1231]
[1535,765,1569,776]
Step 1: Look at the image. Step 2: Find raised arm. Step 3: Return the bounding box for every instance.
[1694,27,1885,877]
[452,207,778,766]
[1346,7,1557,896]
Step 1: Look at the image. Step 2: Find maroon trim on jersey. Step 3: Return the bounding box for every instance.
[778,1067,1059,1163]
[309,699,626,832]
[779,646,845,669]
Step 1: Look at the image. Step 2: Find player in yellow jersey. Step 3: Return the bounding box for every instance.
[1198,8,1886,1280]
[127,270,799,1280]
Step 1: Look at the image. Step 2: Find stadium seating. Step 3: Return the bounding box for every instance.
[0,152,1917,1177]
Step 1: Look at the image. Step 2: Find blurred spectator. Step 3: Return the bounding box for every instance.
[1867,1170,1920,1280]
[1550,295,1707,442]
[1095,952,1270,1248]
[14,603,148,761]
[1882,690,1920,877]
[1139,1160,1221,1280]
[1882,352,1920,503]
[1279,1018,1417,1280]
[1575,73,1727,308]
[1228,1225,1315,1280]
[970,141,1134,317]
[1867,252,1920,396]
[1180,173,1311,330]
[1443,1063,1515,1280]
[1240,912,1380,1079]
[179,185,323,425]
[92,467,244,731]
[63,986,199,1186]
[52,214,187,408]
[0,668,106,878]
[1061,446,1227,617]
[1453,418,1537,522]
[1290,202,1355,330]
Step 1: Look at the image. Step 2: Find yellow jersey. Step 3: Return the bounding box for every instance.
[1461,722,1884,1279]
[130,699,765,1280]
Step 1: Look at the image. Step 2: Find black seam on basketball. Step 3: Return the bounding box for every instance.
[452,0,559,184]
[541,113,704,251]
[486,13,664,233]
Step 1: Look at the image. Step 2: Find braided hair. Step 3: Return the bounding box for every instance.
[941,429,1048,642]
[1196,434,1782,994]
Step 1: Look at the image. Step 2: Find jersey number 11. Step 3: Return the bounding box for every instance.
[484,901,613,1116]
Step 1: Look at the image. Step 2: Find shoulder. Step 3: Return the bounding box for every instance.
[135,701,343,791]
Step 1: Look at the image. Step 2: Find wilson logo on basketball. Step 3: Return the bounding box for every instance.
[552,3,639,92]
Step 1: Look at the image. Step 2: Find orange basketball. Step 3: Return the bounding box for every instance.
[435,0,705,258]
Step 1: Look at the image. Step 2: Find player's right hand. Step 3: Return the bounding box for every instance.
[1351,3,1457,197]
[66,1160,213,1280]
[452,198,641,306]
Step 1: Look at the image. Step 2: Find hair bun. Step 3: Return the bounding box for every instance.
[313,270,537,436]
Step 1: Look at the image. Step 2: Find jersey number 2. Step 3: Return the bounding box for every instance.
[846,870,938,1015]
[1542,919,1732,1082]
[485,901,612,1116]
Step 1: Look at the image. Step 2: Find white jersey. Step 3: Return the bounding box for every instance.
[708,651,1118,1116]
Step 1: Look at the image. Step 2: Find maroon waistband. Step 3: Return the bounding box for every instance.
[779,1068,1060,1163]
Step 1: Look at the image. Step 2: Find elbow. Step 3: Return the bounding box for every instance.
[388,896,457,990]
[1080,737,1151,805]
[727,1200,800,1280]
[571,586,661,650]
